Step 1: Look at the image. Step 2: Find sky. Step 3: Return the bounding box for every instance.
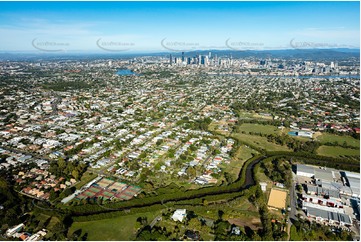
[0,1,359,53]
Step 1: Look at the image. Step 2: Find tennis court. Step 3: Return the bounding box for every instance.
[97,178,114,188]
[89,186,102,193]
[108,182,127,192]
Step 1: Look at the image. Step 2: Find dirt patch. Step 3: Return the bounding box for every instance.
[313,131,322,139]
[228,218,262,230]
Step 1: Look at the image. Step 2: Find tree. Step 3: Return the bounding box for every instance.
[188,218,202,232]
[57,158,66,170]
[49,190,59,200]
[224,172,234,184]
[187,167,197,178]
[71,169,79,180]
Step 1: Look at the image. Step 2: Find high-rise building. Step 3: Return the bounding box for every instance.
[187,57,191,65]
[169,54,172,65]
[205,56,209,66]
[182,52,185,62]
[208,52,212,59]
[201,55,205,65]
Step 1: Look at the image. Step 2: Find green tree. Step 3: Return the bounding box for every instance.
[188,217,202,232]
[187,167,197,178]
[72,169,79,180]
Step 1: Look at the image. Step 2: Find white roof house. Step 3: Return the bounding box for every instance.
[171,209,187,222]
[259,182,267,192]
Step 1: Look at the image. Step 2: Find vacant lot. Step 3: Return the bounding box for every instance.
[232,133,290,152]
[316,133,360,148]
[237,123,280,135]
[69,211,158,241]
[317,145,360,158]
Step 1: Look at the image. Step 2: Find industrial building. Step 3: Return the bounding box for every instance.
[296,164,315,177]
[304,206,352,227]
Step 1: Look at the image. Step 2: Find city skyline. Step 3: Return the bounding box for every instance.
[0,1,359,52]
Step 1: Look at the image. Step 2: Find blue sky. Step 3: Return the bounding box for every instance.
[0,1,359,52]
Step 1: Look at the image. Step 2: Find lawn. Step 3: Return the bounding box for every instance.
[68,211,158,241]
[237,111,273,120]
[316,133,360,148]
[317,145,360,158]
[232,133,291,152]
[75,171,98,189]
[255,165,272,184]
[222,145,258,179]
[237,123,280,135]
[208,121,231,136]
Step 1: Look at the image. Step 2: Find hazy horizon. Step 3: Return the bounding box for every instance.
[0,1,359,53]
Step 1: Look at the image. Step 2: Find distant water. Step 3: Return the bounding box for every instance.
[116,69,139,76]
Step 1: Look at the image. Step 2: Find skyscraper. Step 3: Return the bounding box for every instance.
[187,57,191,65]
[169,54,172,65]
[201,55,205,65]
[182,52,185,62]
[187,57,192,65]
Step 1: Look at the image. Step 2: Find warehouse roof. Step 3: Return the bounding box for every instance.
[297,164,314,175]
[315,169,333,182]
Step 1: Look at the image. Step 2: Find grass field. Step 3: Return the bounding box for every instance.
[255,166,272,184]
[316,133,360,148]
[222,145,258,179]
[75,171,98,189]
[237,123,280,135]
[208,122,231,136]
[317,145,360,158]
[232,133,291,152]
[237,111,273,120]
[69,211,158,241]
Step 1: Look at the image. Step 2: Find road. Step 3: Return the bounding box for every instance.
[150,215,162,228]
[0,145,51,162]
[287,180,298,240]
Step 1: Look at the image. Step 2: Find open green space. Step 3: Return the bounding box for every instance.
[69,211,158,241]
[316,145,360,158]
[255,165,272,184]
[75,171,98,190]
[208,122,231,136]
[222,145,258,180]
[238,111,273,120]
[316,133,360,148]
[237,123,280,135]
[232,133,291,152]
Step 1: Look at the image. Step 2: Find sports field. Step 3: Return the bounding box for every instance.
[267,188,287,209]
[237,123,280,135]
[317,145,360,158]
[316,133,360,148]
[69,212,158,241]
